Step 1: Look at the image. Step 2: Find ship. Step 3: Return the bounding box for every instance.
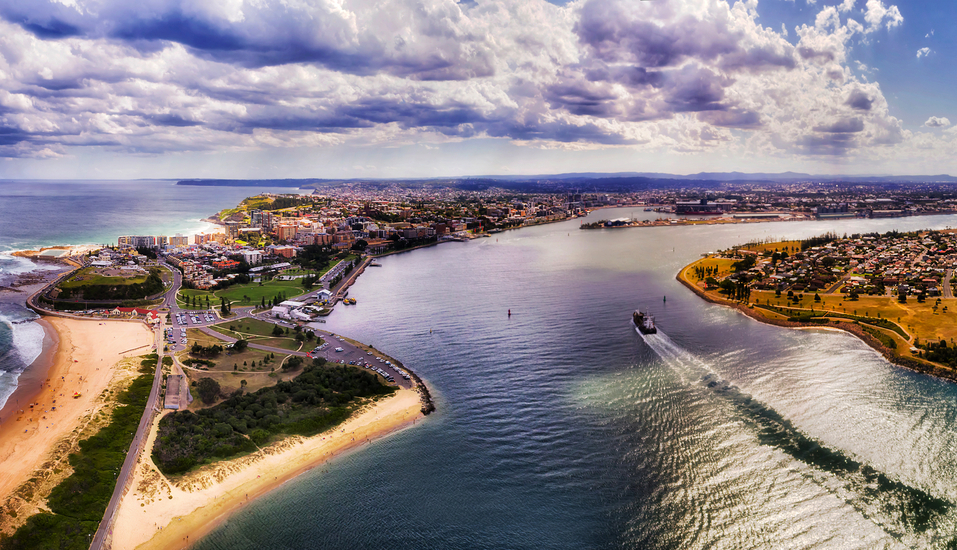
[633,310,657,334]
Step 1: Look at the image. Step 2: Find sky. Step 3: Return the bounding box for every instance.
[0,0,953,179]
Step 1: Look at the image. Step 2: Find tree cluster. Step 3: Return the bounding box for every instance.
[190,342,224,358]
[152,366,395,474]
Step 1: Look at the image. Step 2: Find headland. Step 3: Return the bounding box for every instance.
[678,231,957,383]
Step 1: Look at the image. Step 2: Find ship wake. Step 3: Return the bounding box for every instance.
[637,328,953,542]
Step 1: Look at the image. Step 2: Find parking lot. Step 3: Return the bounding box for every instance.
[307,332,413,389]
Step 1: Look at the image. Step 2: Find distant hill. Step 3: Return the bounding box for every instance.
[176,172,957,193]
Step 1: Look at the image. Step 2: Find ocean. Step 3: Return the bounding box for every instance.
[6,183,957,548]
[0,179,309,411]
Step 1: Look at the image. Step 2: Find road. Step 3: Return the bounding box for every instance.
[90,320,166,550]
[89,254,399,546]
[945,269,954,299]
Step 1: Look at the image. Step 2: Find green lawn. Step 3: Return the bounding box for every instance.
[60,266,148,288]
[207,318,313,352]
[179,329,304,399]
[177,278,308,307]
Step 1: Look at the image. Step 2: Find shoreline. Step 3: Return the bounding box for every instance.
[0,317,154,529]
[112,388,425,550]
[675,268,957,384]
[0,318,58,427]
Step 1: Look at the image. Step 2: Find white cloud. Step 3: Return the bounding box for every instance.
[924,116,950,128]
[917,47,932,59]
[0,0,926,166]
[863,0,903,33]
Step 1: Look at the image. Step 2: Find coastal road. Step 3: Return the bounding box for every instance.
[945,269,954,299]
[90,322,166,550]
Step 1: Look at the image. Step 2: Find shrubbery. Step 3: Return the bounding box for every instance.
[152,366,394,474]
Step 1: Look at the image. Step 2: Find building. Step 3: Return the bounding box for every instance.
[212,259,241,270]
[169,234,189,247]
[675,199,732,215]
[272,245,297,258]
[240,250,263,265]
[275,224,297,241]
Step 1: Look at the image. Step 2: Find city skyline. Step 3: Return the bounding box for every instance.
[0,0,952,179]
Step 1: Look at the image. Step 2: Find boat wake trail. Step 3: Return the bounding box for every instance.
[638,328,953,541]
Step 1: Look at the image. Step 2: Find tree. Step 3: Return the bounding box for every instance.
[295,332,305,342]
[284,356,303,371]
[272,324,284,336]
[197,378,221,404]
[261,296,266,309]
[233,339,248,352]
[313,357,327,367]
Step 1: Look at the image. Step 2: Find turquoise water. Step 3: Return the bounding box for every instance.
[193,210,957,549]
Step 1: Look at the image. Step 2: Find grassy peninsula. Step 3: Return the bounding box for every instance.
[153,365,395,475]
[679,230,957,381]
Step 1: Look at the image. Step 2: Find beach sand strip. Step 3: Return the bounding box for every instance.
[112,387,424,550]
[0,318,154,533]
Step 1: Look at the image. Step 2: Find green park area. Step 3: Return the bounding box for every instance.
[55,265,172,302]
[178,329,302,397]
[60,266,150,288]
[207,318,320,352]
[177,277,308,309]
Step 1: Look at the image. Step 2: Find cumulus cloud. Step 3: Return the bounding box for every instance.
[924,116,951,128]
[863,0,902,33]
[0,0,918,163]
[917,47,932,59]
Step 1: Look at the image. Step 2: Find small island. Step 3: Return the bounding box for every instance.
[679,230,957,382]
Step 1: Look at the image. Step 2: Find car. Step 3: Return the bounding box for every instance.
[335,347,344,352]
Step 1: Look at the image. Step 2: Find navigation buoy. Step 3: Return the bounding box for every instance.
[663,296,667,302]
[508,309,511,317]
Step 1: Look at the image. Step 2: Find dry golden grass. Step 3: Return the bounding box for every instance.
[739,240,802,254]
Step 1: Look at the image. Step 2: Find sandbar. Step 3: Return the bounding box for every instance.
[112,387,424,550]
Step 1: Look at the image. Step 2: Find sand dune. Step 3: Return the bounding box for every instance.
[112,388,424,550]
[0,318,154,519]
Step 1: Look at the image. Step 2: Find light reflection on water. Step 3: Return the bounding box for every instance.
[188,209,957,549]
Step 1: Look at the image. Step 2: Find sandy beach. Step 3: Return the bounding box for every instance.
[112,388,424,550]
[0,318,154,510]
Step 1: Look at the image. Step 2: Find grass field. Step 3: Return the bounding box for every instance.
[60,266,148,288]
[179,329,302,400]
[207,318,314,352]
[739,240,803,254]
[177,278,307,308]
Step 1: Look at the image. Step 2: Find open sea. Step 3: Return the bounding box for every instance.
[5,182,957,548]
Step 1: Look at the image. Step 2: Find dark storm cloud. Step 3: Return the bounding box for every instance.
[489,119,636,145]
[845,89,874,111]
[697,109,761,129]
[0,126,31,146]
[143,114,203,127]
[575,0,793,73]
[545,80,619,117]
[797,132,857,155]
[663,66,731,112]
[814,117,865,133]
[0,0,493,80]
